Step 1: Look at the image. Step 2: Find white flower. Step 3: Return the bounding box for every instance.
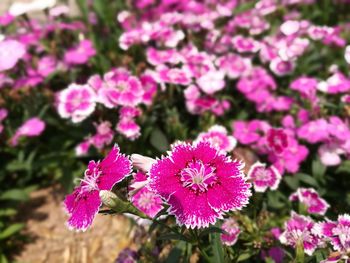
[9,0,56,16]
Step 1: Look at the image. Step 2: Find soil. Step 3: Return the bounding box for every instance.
[14,186,134,263]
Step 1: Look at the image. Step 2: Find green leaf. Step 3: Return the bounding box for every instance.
[150,128,169,152]
[297,173,319,187]
[0,254,8,263]
[0,189,29,201]
[237,252,253,262]
[199,226,224,238]
[157,233,189,242]
[0,209,17,217]
[312,159,326,178]
[336,160,350,174]
[284,176,299,190]
[295,240,305,263]
[210,232,226,263]
[267,191,286,209]
[164,247,182,263]
[0,223,24,240]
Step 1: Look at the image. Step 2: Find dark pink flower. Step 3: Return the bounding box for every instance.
[232,35,260,53]
[290,188,329,215]
[149,141,251,228]
[247,162,281,192]
[266,129,288,154]
[64,145,131,231]
[221,218,240,246]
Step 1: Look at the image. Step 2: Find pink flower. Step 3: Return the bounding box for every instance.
[290,76,318,99]
[75,140,91,156]
[247,162,281,192]
[232,35,260,53]
[220,218,240,246]
[266,128,288,154]
[116,118,140,140]
[270,58,295,76]
[64,145,131,231]
[318,142,345,167]
[197,70,225,95]
[130,154,156,173]
[140,73,158,105]
[280,20,300,36]
[155,66,192,86]
[146,48,182,66]
[279,212,319,256]
[328,116,350,141]
[314,214,350,253]
[57,83,96,123]
[130,172,163,218]
[297,119,329,144]
[290,188,329,215]
[215,54,251,79]
[98,68,144,108]
[64,39,96,65]
[317,72,350,94]
[233,120,270,145]
[90,121,114,149]
[37,56,56,77]
[10,117,45,146]
[0,40,26,72]
[149,141,251,228]
[195,125,237,153]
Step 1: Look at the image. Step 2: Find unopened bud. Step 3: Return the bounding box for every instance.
[131,154,156,172]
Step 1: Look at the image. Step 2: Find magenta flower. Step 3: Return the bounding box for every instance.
[314,214,350,253]
[64,145,131,231]
[220,218,240,246]
[279,212,319,256]
[232,120,270,145]
[57,83,96,123]
[139,73,158,105]
[297,119,329,144]
[290,188,329,215]
[64,39,96,65]
[232,35,260,53]
[116,118,140,140]
[98,68,144,108]
[10,117,45,146]
[130,172,163,218]
[149,141,251,228]
[266,128,288,154]
[195,125,237,153]
[247,162,281,192]
[0,40,26,72]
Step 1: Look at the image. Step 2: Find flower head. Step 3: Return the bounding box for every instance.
[314,214,350,253]
[64,39,96,65]
[279,212,319,256]
[266,128,288,154]
[64,145,131,231]
[221,218,240,246]
[130,172,163,218]
[247,162,281,192]
[10,117,45,146]
[57,83,96,123]
[195,125,237,153]
[149,141,251,228]
[0,40,26,72]
[290,188,329,215]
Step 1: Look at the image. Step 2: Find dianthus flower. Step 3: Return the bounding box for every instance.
[279,212,319,256]
[64,39,96,65]
[130,172,163,218]
[149,141,251,228]
[64,145,131,231]
[266,128,288,154]
[314,214,350,253]
[0,40,26,72]
[247,162,281,192]
[290,188,329,215]
[195,125,237,153]
[221,218,240,246]
[10,117,46,146]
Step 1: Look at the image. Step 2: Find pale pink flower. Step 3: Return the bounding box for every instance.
[57,84,96,123]
[0,40,26,72]
[155,66,192,86]
[75,140,91,156]
[318,143,345,167]
[221,218,240,246]
[197,70,225,95]
[280,20,300,36]
[146,48,182,66]
[297,119,329,144]
[90,121,114,150]
[130,154,156,173]
[149,141,251,228]
[290,188,329,215]
[215,54,251,79]
[247,162,281,192]
[195,125,237,153]
[10,117,45,146]
[116,118,140,140]
[345,45,350,64]
[270,58,295,76]
[130,172,163,218]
